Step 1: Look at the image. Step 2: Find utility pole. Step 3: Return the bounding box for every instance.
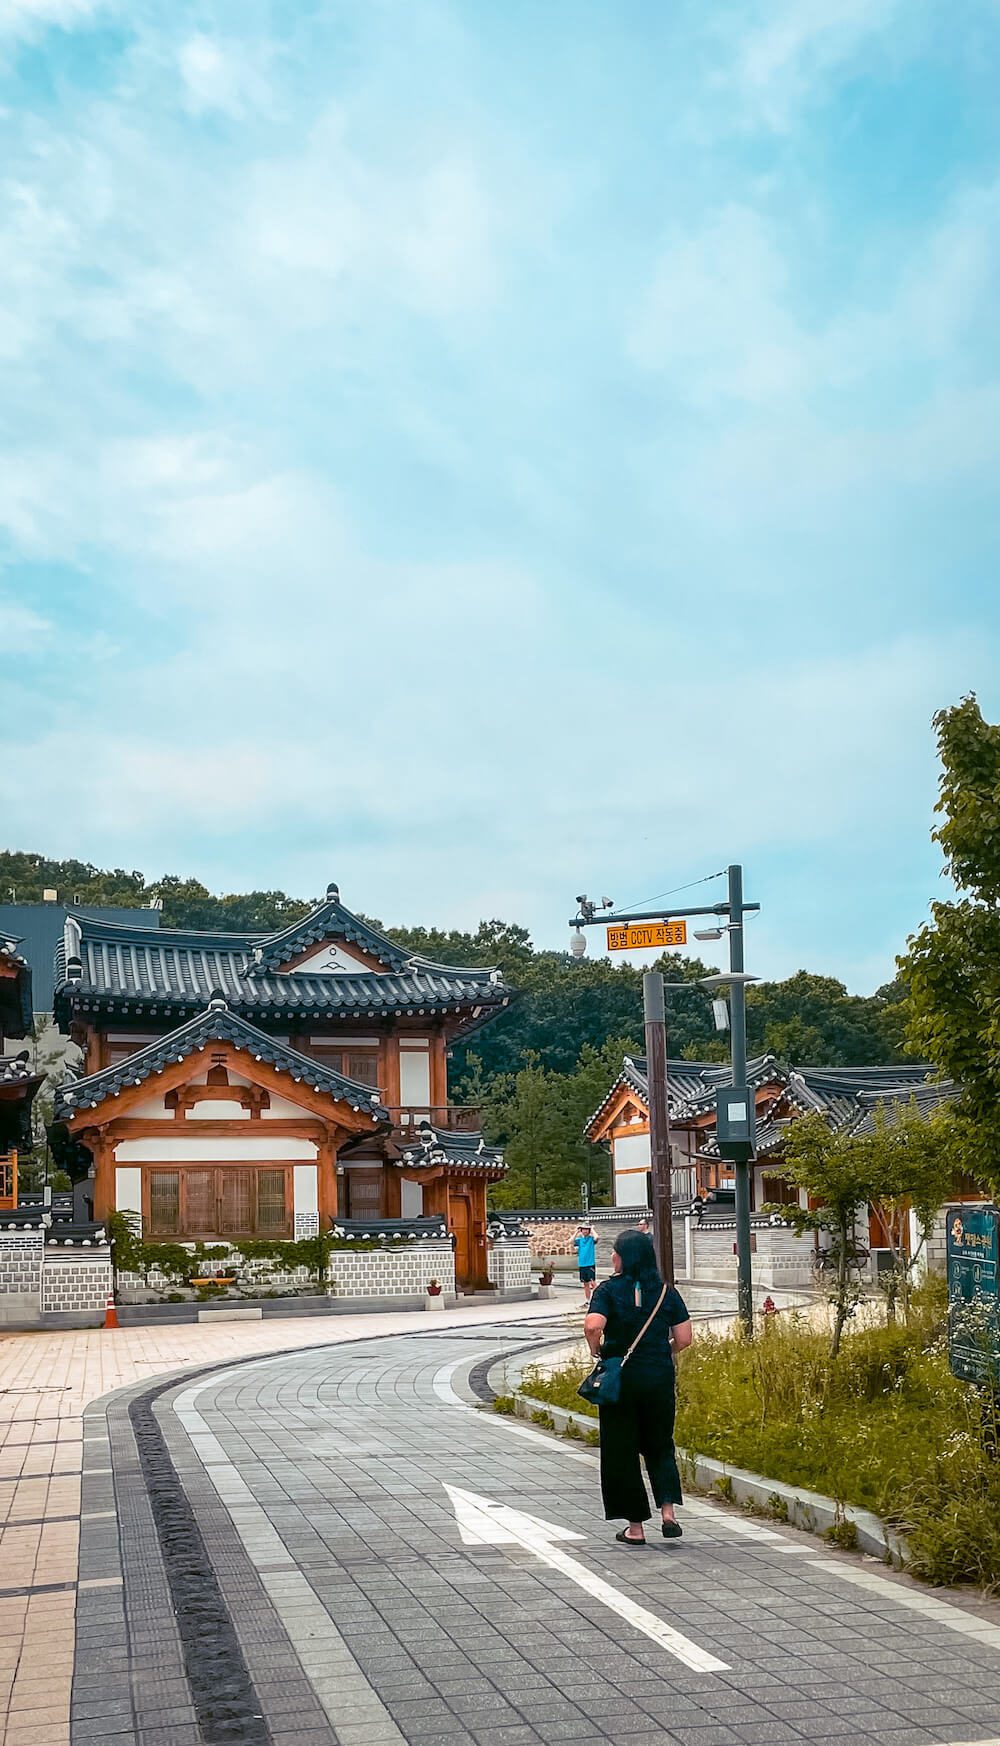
[569,863,759,1328]
[643,972,675,1284]
[727,863,753,1337]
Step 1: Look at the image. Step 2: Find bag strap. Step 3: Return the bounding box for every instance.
[620,1283,668,1369]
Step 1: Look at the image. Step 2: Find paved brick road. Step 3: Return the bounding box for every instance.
[68,1326,1000,1746]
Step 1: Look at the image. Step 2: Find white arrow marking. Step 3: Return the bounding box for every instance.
[444,1485,729,1673]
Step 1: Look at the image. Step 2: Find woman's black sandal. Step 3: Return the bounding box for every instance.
[615,1529,648,1546]
[661,1520,683,1539]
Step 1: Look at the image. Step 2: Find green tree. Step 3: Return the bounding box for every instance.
[866,1104,957,1323]
[746,971,915,1067]
[767,1115,882,1358]
[901,696,1000,1199]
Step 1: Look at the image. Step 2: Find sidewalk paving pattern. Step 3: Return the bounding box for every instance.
[4,1305,1000,1746]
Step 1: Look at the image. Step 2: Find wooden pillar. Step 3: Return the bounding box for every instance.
[382,1034,401,1110]
[430,1032,448,1112]
[317,1137,338,1226]
[384,1167,402,1219]
[90,1135,115,1222]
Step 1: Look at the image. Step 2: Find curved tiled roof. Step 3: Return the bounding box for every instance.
[248,885,411,974]
[397,1123,506,1177]
[585,1052,783,1138]
[52,998,389,1123]
[53,903,510,1029]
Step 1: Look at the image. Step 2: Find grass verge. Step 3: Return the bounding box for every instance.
[507,1282,1000,1589]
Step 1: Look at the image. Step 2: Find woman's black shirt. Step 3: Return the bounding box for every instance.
[590,1275,690,1379]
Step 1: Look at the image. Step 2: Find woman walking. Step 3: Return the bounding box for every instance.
[584,1229,693,1545]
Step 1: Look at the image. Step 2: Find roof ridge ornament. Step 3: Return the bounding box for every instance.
[326,882,340,902]
[207,990,229,1011]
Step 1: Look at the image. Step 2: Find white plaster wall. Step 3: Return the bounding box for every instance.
[293,1164,318,1219]
[263,1092,313,1119]
[187,1099,250,1119]
[613,1131,651,1207]
[115,1166,143,1215]
[115,1136,318,1161]
[399,1047,431,1105]
[124,1092,171,1118]
[400,1179,423,1218]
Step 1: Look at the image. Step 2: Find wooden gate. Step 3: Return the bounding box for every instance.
[451,1193,473,1289]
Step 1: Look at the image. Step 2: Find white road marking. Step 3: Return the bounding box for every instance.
[807,1560,1000,1654]
[444,1483,730,1674]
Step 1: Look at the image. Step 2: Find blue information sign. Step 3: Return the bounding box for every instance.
[947,1205,1000,1386]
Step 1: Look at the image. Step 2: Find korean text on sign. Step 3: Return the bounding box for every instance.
[606,920,688,952]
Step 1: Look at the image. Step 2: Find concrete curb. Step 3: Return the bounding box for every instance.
[503,1384,907,1569]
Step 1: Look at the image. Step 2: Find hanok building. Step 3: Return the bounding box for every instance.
[50,885,511,1288]
[585,1053,785,1209]
[588,1052,983,1274]
[0,937,42,1211]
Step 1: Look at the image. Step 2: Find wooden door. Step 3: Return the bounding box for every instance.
[451,1193,473,1289]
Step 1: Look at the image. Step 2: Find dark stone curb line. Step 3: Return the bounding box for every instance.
[73,1318,571,1746]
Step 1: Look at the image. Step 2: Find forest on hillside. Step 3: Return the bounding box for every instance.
[2,849,914,1206]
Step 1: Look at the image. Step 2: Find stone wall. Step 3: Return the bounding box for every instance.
[121,1240,457,1302]
[328,1243,455,1299]
[41,1248,113,1317]
[487,1238,532,1293]
[0,1228,43,1323]
[0,1228,112,1324]
[688,1219,816,1288]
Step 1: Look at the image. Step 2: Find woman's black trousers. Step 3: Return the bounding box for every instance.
[598,1366,683,1522]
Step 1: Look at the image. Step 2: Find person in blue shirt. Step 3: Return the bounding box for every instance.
[573,1224,598,1302]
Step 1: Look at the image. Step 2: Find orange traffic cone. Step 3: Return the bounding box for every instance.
[103,1293,119,1330]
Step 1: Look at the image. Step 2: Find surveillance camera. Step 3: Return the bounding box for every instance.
[576,894,588,906]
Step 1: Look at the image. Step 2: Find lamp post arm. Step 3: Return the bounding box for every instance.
[568,901,760,928]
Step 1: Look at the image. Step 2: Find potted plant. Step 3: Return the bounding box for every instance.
[425,1278,445,1312]
[538,1259,556,1299]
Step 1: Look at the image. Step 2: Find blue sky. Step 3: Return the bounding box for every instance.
[1,0,998,990]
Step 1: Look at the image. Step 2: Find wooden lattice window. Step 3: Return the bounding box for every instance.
[149,1171,180,1236]
[146,1166,292,1238]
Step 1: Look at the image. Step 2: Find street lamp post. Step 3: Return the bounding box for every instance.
[570,863,760,1336]
[642,971,675,1284]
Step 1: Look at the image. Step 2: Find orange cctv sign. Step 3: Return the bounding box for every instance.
[606,920,687,952]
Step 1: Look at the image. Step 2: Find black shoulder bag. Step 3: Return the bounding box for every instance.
[577,1283,668,1408]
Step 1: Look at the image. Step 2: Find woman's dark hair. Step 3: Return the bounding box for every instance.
[613,1229,662,1307]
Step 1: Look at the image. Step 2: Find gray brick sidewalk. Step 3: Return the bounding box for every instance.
[73,1327,1000,1746]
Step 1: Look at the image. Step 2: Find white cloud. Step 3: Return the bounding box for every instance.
[177,34,272,117]
[627,204,808,402]
[629,176,1000,431]
[0,599,50,650]
[714,0,904,132]
[0,0,104,39]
